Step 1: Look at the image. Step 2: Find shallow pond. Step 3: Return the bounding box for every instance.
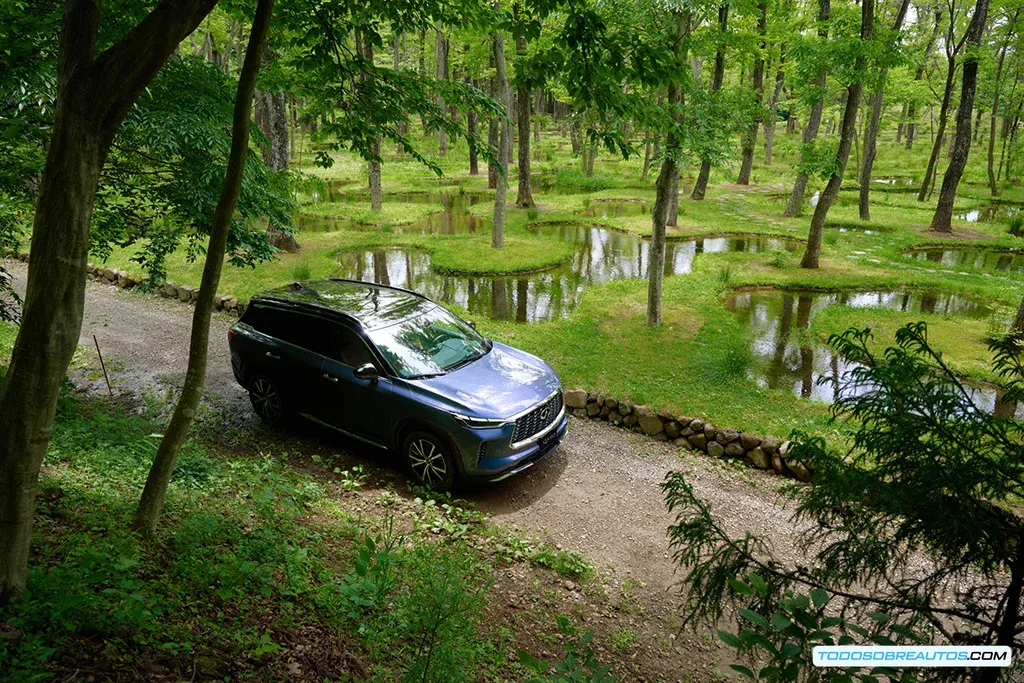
[579,200,650,218]
[956,203,1023,223]
[724,288,1018,415]
[908,248,1024,272]
[332,230,801,323]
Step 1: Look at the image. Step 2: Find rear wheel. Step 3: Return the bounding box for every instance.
[248,375,285,426]
[404,431,457,491]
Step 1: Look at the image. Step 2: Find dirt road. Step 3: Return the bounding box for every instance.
[8,261,807,676]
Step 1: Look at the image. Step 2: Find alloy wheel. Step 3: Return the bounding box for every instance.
[408,438,448,486]
[250,378,282,423]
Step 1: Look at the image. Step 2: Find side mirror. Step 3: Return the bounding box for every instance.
[354,363,379,381]
[467,319,477,330]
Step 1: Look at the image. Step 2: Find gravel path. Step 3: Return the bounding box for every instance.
[8,261,808,664]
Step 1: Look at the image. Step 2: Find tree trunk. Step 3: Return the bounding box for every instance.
[802,0,874,269]
[419,26,428,135]
[514,28,534,208]
[859,0,912,220]
[395,33,406,154]
[0,0,218,604]
[691,2,729,200]
[436,29,449,154]
[492,25,510,248]
[783,0,830,217]
[988,19,1017,195]
[906,9,943,151]
[919,54,957,202]
[930,0,990,233]
[763,50,786,165]
[737,0,768,185]
[648,10,690,325]
[133,0,274,536]
[642,131,652,182]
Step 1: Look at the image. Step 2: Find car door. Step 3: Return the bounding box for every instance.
[318,323,393,445]
[245,306,331,417]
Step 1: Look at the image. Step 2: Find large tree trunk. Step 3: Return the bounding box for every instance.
[918,54,957,202]
[737,0,768,185]
[802,0,874,269]
[255,54,289,172]
[514,26,534,208]
[0,0,217,604]
[930,0,990,233]
[492,26,510,248]
[858,0,912,220]
[133,0,274,535]
[783,0,830,217]
[648,10,690,325]
[691,3,729,200]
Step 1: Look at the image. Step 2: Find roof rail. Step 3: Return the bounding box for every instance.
[327,278,430,301]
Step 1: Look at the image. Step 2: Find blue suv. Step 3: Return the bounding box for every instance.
[228,279,568,489]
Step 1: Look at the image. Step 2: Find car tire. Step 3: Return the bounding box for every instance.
[248,375,286,426]
[403,430,457,491]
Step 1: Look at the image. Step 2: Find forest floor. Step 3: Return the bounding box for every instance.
[4,258,813,682]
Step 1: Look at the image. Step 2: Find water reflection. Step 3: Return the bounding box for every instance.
[334,232,801,323]
[956,204,1023,223]
[300,192,489,234]
[908,248,1024,272]
[725,288,1018,416]
[579,200,650,218]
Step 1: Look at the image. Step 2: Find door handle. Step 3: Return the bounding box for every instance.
[322,374,339,382]
[265,352,281,360]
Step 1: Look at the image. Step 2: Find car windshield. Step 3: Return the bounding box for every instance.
[366,304,491,379]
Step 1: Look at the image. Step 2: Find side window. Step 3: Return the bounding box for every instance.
[243,306,332,356]
[329,325,377,368]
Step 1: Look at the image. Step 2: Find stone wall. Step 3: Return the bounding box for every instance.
[562,388,812,481]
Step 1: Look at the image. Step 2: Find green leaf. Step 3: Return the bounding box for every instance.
[739,607,770,628]
[717,630,745,649]
[729,579,754,595]
[810,587,830,609]
[730,664,756,679]
[771,613,794,631]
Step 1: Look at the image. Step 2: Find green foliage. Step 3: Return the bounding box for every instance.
[519,616,614,683]
[555,167,613,191]
[717,575,922,683]
[663,324,1024,677]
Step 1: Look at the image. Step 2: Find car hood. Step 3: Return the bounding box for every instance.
[417,342,561,417]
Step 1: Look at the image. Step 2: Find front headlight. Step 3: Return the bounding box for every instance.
[451,413,509,429]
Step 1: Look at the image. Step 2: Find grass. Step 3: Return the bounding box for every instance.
[0,385,630,681]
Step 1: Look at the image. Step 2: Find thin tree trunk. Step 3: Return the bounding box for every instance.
[395,33,406,154]
[514,16,534,208]
[906,9,943,151]
[919,54,957,202]
[133,0,274,535]
[783,0,830,217]
[648,10,690,325]
[988,18,1017,195]
[436,29,449,154]
[930,0,991,233]
[492,23,510,248]
[642,131,652,182]
[859,0,912,220]
[802,0,874,269]
[365,39,382,210]
[737,0,768,185]
[692,2,730,200]
[763,50,786,165]
[0,0,218,603]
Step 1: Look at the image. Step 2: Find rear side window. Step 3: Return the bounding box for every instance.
[242,305,332,355]
[328,325,377,368]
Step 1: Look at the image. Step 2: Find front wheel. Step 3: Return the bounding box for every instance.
[404,431,457,491]
[248,375,286,426]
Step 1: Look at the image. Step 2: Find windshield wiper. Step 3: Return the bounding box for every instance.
[407,371,446,380]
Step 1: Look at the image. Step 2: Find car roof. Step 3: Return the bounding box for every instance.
[250,279,437,331]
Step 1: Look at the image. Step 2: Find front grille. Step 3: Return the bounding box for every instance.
[512,393,563,445]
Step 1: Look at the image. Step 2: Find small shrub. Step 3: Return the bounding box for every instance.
[1008,214,1023,237]
[527,206,540,221]
[291,261,312,280]
[519,617,614,682]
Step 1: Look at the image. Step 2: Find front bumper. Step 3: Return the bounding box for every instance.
[466,412,568,482]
